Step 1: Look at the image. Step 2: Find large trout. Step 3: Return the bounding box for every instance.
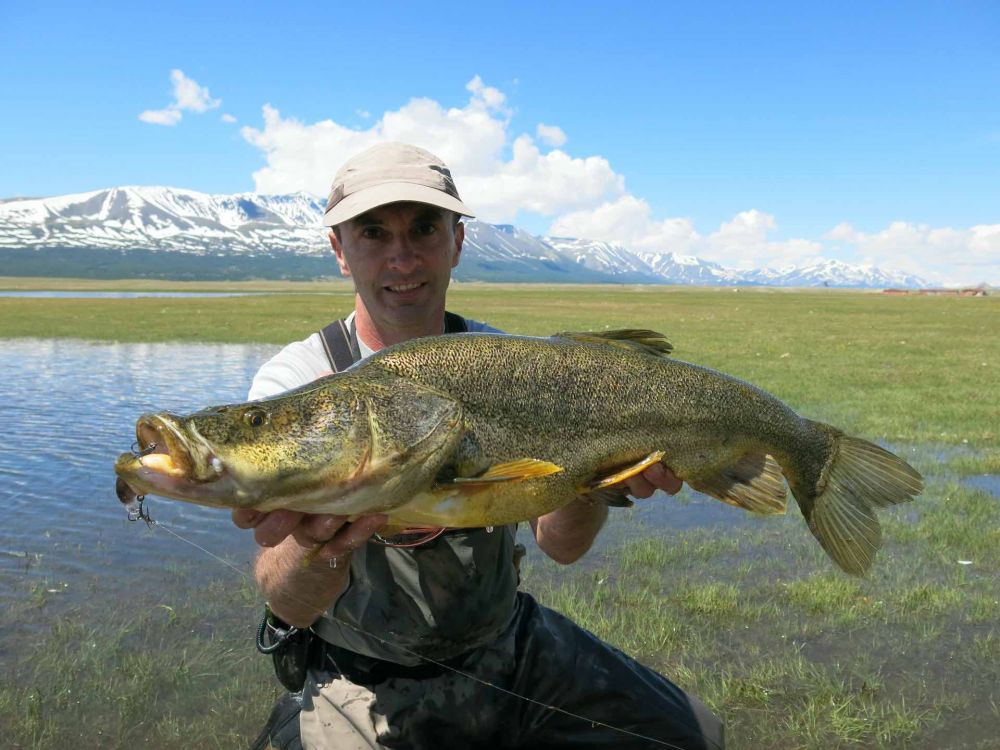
[114,330,922,575]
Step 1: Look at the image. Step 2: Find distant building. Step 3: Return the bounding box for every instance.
[882,287,989,296]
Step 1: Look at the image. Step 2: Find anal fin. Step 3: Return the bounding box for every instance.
[689,454,788,515]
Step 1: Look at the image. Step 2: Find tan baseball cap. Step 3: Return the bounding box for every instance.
[322,142,475,227]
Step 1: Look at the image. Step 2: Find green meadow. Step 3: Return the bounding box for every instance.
[1,277,997,748]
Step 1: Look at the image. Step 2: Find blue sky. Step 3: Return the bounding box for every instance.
[2,1,997,284]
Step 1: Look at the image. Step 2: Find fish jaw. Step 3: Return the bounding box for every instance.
[113,413,250,508]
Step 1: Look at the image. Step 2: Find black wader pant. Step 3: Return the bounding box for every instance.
[252,592,724,750]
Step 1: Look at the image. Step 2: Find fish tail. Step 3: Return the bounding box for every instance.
[789,421,923,576]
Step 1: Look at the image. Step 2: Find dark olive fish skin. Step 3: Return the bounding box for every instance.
[115,330,923,575]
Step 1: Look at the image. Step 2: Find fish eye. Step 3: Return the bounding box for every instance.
[243,408,269,428]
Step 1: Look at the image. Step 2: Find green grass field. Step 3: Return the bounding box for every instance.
[1,278,998,748]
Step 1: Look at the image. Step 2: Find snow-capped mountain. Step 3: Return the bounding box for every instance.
[0,186,329,255]
[0,186,929,287]
[744,259,927,289]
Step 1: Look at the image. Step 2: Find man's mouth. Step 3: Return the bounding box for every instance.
[385,282,425,294]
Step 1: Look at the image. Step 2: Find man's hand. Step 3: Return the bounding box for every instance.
[232,509,387,563]
[624,463,683,499]
[233,509,389,627]
[534,464,684,565]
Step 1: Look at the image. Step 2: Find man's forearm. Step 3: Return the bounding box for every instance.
[255,539,349,628]
[533,498,608,565]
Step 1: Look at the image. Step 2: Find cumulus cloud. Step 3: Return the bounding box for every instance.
[138,108,182,126]
[139,69,221,126]
[536,123,567,147]
[552,202,823,270]
[221,113,237,124]
[236,77,997,285]
[240,76,621,219]
[825,220,1000,285]
[550,195,699,252]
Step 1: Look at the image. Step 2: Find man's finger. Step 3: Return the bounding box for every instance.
[317,514,389,561]
[231,508,263,529]
[644,464,683,495]
[625,474,656,499]
[300,513,351,543]
[253,509,306,547]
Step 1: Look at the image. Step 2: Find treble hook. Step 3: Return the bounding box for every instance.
[130,441,158,457]
[128,495,155,526]
[116,475,155,526]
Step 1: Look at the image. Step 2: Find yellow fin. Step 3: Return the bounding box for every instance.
[449,458,564,487]
[688,454,788,515]
[553,330,673,358]
[800,431,923,576]
[587,451,667,491]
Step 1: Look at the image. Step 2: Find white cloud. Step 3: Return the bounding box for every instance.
[825,220,1000,286]
[139,69,220,126]
[552,202,823,270]
[139,108,182,126]
[221,113,237,124]
[536,123,567,147]
[550,195,699,252]
[240,77,621,219]
[465,75,508,111]
[235,78,998,285]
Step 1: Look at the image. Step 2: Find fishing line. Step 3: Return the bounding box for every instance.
[143,516,694,750]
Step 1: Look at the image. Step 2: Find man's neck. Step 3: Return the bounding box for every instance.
[353,300,445,352]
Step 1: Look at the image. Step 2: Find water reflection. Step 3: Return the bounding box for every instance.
[0,338,280,610]
[0,291,270,298]
[0,338,761,614]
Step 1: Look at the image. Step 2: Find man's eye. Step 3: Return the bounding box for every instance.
[361,227,383,240]
[415,223,437,236]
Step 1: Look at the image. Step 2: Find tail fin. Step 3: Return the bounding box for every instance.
[793,424,923,575]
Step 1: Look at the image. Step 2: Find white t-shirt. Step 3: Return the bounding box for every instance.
[248,312,502,400]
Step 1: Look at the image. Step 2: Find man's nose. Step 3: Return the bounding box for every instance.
[386,236,420,271]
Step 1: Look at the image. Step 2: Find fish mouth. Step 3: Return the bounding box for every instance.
[114,413,229,504]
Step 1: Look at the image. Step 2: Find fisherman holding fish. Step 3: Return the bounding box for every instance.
[234,143,727,749]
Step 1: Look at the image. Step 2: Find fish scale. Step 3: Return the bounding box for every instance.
[115,329,923,575]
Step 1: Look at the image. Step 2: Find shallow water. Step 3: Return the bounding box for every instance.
[0,338,280,612]
[1,338,762,615]
[0,290,269,298]
[964,474,1000,499]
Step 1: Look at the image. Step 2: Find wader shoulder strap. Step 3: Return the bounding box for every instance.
[444,311,468,333]
[319,318,361,373]
[319,311,468,372]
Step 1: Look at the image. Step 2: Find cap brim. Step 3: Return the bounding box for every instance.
[322,183,475,227]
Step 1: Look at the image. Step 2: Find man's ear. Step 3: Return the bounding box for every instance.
[329,230,351,277]
[451,221,464,269]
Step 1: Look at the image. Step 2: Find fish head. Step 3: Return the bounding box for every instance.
[114,382,374,509]
[114,372,465,513]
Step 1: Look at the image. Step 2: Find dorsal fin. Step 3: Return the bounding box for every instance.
[553,329,673,358]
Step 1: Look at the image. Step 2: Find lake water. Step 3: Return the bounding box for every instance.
[0,338,756,614]
[0,291,268,298]
[0,339,280,612]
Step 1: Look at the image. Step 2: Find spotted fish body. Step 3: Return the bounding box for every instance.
[114,330,923,575]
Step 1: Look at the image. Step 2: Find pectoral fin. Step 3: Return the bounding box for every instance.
[688,453,788,515]
[444,458,564,488]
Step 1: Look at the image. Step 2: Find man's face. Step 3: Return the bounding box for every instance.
[330,202,463,335]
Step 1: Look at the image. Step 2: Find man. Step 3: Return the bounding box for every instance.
[235,142,725,749]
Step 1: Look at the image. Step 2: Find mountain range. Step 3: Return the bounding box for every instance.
[0,186,929,287]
